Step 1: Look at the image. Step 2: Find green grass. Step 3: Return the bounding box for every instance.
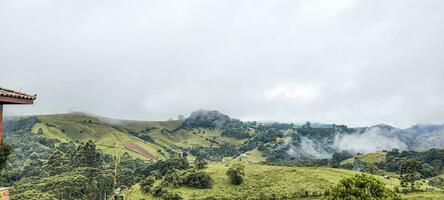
[402,192,444,200]
[32,113,167,161]
[124,163,402,200]
[31,113,246,161]
[229,148,267,163]
[341,151,387,165]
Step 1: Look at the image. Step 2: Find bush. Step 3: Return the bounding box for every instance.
[194,157,208,169]
[150,170,162,179]
[162,191,183,200]
[429,177,444,188]
[182,170,212,188]
[226,164,244,185]
[144,157,190,176]
[151,185,165,197]
[322,173,401,200]
[139,176,155,193]
[0,143,13,171]
[161,170,182,188]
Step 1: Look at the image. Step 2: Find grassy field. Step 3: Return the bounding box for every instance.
[402,192,444,200]
[341,151,387,165]
[32,113,167,161]
[124,163,403,200]
[229,148,267,163]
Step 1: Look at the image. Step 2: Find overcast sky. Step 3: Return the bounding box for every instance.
[1,0,444,128]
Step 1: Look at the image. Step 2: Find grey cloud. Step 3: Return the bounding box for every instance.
[1,0,444,127]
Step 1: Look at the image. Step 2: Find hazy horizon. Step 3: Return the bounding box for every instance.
[3,109,443,130]
[2,0,444,128]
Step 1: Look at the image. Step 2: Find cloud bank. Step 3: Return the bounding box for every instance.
[1,0,444,127]
[333,127,408,153]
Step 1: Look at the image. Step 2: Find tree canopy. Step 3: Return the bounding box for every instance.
[322,174,401,200]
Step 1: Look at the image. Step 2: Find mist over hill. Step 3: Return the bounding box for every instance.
[2,110,444,199]
[5,110,443,159]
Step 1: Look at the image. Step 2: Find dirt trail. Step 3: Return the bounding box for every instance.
[124,142,157,160]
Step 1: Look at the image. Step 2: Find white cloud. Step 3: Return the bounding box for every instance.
[264,83,320,102]
[1,0,444,127]
[334,127,408,153]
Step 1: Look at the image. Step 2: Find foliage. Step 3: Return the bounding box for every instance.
[378,148,444,178]
[161,190,183,200]
[150,185,166,197]
[41,150,70,176]
[181,110,231,129]
[1,117,147,199]
[0,143,13,171]
[321,173,401,200]
[221,120,250,139]
[12,167,113,200]
[73,140,102,168]
[162,170,182,188]
[330,151,354,167]
[226,164,245,185]
[143,157,190,176]
[128,131,155,143]
[182,170,212,188]
[10,189,56,200]
[428,177,444,188]
[400,160,423,190]
[189,144,239,161]
[194,157,208,169]
[126,163,401,200]
[139,176,155,193]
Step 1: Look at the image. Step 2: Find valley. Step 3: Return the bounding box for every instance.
[2,110,444,199]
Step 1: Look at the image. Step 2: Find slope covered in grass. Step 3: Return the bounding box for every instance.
[32,113,167,161]
[125,163,400,200]
[30,113,246,161]
[341,151,387,165]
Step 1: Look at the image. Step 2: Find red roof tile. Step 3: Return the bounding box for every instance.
[0,87,36,100]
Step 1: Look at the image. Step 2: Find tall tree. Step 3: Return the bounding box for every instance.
[400,159,423,190]
[42,150,70,176]
[322,174,400,200]
[73,140,102,168]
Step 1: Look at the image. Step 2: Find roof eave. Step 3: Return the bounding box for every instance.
[0,96,34,104]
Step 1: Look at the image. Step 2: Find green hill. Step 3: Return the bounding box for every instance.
[341,151,387,165]
[30,113,246,161]
[5,112,444,199]
[124,163,400,199]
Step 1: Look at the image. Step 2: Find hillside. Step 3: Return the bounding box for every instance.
[3,111,444,199]
[124,163,404,199]
[22,111,444,163]
[32,113,167,161]
[28,112,247,162]
[341,151,387,165]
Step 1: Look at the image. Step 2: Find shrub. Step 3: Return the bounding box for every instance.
[322,173,401,200]
[162,191,183,200]
[429,177,444,188]
[150,170,162,179]
[226,164,244,185]
[194,157,208,169]
[151,185,165,197]
[139,176,155,193]
[161,170,182,188]
[0,143,13,171]
[182,170,212,188]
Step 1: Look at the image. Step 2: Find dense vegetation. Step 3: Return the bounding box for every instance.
[322,174,401,200]
[1,117,147,199]
[3,111,444,199]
